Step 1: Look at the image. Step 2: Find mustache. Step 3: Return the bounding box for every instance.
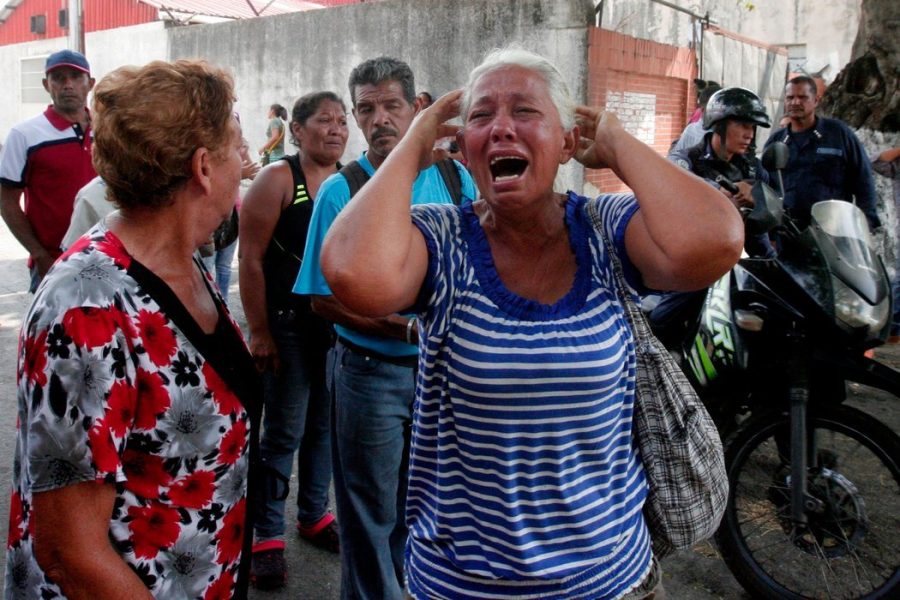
[371,126,398,140]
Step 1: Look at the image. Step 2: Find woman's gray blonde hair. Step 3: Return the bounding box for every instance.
[460,46,576,131]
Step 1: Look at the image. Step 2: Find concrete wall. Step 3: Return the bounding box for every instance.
[598,0,860,84]
[167,0,596,192]
[0,21,168,142]
[701,26,789,146]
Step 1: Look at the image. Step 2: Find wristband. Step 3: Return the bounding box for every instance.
[406,317,416,345]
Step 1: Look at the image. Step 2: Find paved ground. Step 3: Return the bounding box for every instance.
[0,221,896,599]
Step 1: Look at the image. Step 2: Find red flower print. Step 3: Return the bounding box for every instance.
[137,310,177,367]
[108,304,138,341]
[203,570,234,600]
[122,450,172,499]
[95,233,132,269]
[7,491,24,548]
[218,419,247,465]
[106,381,137,437]
[62,307,119,348]
[60,236,91,259]
[202,362,241,416]
[215,498,246,565]
[168,470,215,509]
[88,421,121,473]
[134,369,170,429]
[22,330,48,388]
[128,502,181,559]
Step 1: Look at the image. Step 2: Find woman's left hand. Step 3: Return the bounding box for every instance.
[408,90,464,172]
[574,105,630,171]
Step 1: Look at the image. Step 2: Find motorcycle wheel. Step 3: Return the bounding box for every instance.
[716,405,900,599]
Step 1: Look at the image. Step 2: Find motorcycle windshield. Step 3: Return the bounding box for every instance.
[810,201,887,304]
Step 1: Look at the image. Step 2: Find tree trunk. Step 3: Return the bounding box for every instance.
[819,0,899,132]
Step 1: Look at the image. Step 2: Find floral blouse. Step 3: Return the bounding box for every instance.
[5,224,258,600]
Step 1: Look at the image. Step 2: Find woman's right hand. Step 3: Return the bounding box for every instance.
[250,330,280,374]
[408,90,464,172]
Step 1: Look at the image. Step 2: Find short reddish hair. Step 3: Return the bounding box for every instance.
[92,60,235,210]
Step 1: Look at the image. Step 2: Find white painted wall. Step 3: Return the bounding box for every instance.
[598,0,861,83]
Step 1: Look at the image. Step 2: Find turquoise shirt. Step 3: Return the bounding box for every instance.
[293,152,476,356]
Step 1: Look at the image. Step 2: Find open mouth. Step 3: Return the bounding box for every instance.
[489,156,528,182]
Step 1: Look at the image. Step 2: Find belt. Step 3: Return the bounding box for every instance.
[337,336,418,368]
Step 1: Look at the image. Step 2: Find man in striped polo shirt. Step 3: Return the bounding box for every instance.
[0,49,97,292]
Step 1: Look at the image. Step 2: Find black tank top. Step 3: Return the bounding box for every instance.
[262,154,336,315]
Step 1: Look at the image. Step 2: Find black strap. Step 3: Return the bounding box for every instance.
[341,158,463,205]
[435,158,464,206]
[340,160,370,198]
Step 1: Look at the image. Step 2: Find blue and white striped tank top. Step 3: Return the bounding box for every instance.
[406,192,652,599]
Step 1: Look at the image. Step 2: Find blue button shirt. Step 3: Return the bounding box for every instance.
[293,152,476,356]
[764,116,878,228]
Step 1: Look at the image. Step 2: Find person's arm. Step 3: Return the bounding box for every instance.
[320,94,454,317]
[32,481,152,600]
[310,295,417,343]
[575,107,743,291]
[872,147,900,178]
[238,165,291,373]
[0,185,55,274]
[258,120,283,156]
[846,130,880,229]
[877,147,900,164]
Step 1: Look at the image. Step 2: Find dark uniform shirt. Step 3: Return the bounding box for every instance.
[669,131,768,185]
[763,116,879,229]
[669,132,772,257]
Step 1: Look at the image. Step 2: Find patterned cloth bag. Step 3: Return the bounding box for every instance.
[588,200,728,557]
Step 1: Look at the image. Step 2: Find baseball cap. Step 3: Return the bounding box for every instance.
[45,50,90,75]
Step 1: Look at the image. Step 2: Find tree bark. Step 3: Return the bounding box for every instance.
[819,0,899,132]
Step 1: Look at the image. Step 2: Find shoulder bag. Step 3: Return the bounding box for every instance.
[587,199,729,558]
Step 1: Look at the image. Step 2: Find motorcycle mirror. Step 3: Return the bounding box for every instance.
[762,142,789,171]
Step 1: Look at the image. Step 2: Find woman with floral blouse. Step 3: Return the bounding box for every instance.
[4,60,260,600]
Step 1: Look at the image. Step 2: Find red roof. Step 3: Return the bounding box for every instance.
[0,0,332,46]
[142,0,324,19]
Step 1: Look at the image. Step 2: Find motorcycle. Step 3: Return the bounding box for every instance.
[649,142,900,599]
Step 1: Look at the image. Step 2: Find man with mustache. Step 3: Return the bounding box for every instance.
[0,50,97,292]
[764,75,878,230]
[294,56,475,600]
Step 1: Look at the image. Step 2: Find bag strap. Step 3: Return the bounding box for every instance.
[339,160,370,198]
[586,200,654,342]
[435,158,464,206]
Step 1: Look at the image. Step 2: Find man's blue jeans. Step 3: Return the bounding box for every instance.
[254,309,333,540]
[330,341,415,600]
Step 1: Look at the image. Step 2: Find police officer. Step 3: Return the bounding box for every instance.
[653,87,773,346]
[671,87,770,204]
[669,86,773,256]
[764,75,879,229]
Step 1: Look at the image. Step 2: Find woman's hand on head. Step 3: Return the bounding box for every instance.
[574,106,626,171]
[408,90,464,171]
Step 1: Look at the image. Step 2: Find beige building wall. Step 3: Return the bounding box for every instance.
[598,0,861,84]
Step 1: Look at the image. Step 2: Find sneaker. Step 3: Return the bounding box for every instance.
[297,513,340,553]
[250,540,287,590]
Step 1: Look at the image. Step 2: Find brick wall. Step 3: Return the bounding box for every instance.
[586,28,697,193]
